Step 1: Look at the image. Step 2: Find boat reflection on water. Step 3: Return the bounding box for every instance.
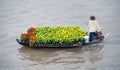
[82,44,104,63]
[18,44,104,66]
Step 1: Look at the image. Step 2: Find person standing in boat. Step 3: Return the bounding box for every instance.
[88,15,102,42]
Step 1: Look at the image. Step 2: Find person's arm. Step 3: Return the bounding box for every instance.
[96,22,102,31]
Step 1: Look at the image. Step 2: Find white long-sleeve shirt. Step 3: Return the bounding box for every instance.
[88,20,101,32]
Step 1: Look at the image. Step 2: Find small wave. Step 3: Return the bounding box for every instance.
[104,33,110,40]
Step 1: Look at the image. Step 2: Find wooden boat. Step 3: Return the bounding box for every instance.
[17,26,105,47]
[16,35,104,48]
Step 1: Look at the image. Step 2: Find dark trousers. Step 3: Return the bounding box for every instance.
[89,32,98,42]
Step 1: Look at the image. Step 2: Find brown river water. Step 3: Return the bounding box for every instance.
[0,0,120,70]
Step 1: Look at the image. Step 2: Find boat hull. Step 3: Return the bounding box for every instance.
[16,39,81,48]
[16,35,104,48]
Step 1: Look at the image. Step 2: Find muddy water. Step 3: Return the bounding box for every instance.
[0,0,120,70]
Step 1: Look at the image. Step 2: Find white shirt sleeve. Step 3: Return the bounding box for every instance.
[96,21,102,30]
